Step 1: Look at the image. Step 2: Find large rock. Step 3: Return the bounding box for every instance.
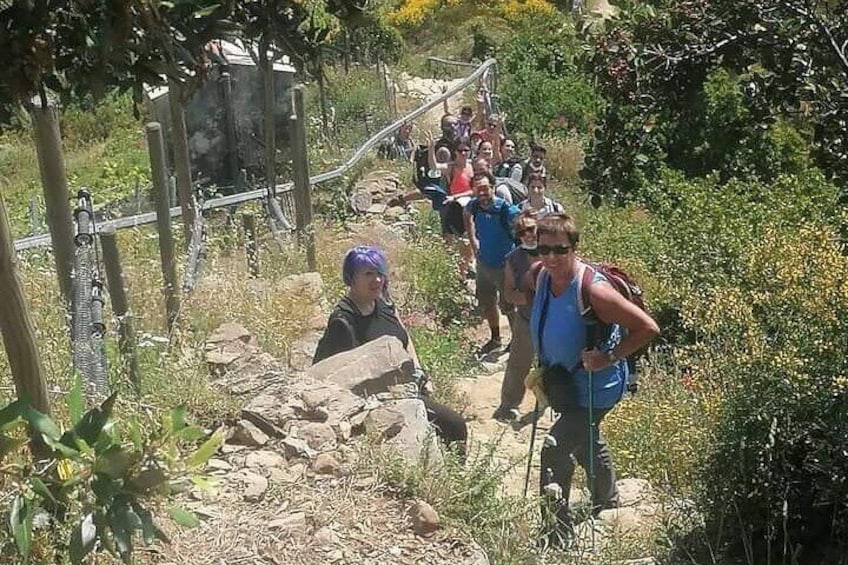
[383,399,442,465]
[617,478,655,507]
[363,405,405,439]
[307,335,415,397]
[298,383,366,422]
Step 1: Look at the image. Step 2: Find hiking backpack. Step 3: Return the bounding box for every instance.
[412,145,431,190]
[495,177,528,205]
[576,261,646,394]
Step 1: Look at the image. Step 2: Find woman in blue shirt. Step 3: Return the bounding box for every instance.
[529,213,660,547]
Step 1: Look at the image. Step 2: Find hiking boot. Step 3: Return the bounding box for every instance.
[492,406,520,422]
[477,339,502,356]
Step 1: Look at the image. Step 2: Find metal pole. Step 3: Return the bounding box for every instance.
[242,212,259,277]
[146,122,181,331]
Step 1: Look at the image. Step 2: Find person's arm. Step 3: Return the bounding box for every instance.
[426,131,450,173]
[464,205,479,257]
[474,86,487,130]
[503,260,527,306]
[580,282,660,371]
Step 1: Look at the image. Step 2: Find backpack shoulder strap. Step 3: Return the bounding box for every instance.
[576,261,594,317]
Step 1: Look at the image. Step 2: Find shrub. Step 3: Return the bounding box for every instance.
[683,224,848,563]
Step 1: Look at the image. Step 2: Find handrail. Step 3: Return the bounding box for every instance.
[425,56,479,68]
[13,58,498,252]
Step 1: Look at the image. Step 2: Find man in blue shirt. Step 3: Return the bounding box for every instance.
[464,172,521,354]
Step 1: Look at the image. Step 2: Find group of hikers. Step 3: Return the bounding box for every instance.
[314,94,661,548]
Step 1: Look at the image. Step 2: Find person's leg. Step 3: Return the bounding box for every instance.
[423,396,467,457]
[539,409,584,545]
[571,408,619,514]
[476,263,501,351]
[495,314,532,418]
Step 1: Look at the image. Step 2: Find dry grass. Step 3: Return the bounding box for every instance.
[540,133,585,184]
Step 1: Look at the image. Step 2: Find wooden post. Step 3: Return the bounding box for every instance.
[220,70,240,186]
[167,79,197,245]
[146,122,181,331]
[290,85,316,270]
[30,100,75,307]
[0,194,50,418]
[260,42,277,197]
[99,223,140,390]
[242,212,259,277]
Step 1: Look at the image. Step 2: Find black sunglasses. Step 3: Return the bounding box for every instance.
[517,227,537,236]
[536,244,571,256]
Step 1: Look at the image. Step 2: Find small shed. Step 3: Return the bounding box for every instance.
[146,41,296,191]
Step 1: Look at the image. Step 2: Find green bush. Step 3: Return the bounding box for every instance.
[500,69,602,136]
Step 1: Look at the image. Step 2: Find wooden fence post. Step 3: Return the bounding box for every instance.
[0,193,50,417]
[146,122,181,331]
[167,79,197,245]
[242,212,259,277]
[99,223,140,390]
[30,100,75,307]
[290,85,316,270]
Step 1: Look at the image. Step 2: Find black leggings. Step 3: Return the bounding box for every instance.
[423,396,467,455]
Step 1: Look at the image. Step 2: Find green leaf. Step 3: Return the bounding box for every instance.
[168,506,199,528]
[94,446,132,478]
[128,468,168,493]
[170,405,187,432]
[67,372,85,425]
[187,431,223,468]
[131,502,169,545]
[0,399,26,429]
[69,513,97,564]
[29,477,57,505]
[61,392,118,450]
[21,405,61,440]
[177,425,205,441]
[9,495,33,560]
[108,502,136,562]
[194,3,220,17]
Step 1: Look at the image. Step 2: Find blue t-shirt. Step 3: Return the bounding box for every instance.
[530,267,627,409]
[466,197,519,268]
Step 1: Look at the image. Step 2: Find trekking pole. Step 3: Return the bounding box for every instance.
[587,368,596,552]
[523,401,540,498]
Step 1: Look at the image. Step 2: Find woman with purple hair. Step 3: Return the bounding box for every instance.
[313,246,468,453]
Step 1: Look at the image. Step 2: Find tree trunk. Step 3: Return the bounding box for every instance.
[167,78,196,245]
[343,30,351,74]
[260,40,276,196]
[0,194,50,418]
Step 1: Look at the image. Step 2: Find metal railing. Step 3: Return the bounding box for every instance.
[13,58,499,253]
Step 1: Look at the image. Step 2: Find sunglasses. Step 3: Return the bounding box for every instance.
[457,148,471,153]
[536,245,571,256]
[517,227,537,236]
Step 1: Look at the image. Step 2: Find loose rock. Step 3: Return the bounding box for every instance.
[228,420,269,447]
[409,500,440,536]
[312,453,341,475]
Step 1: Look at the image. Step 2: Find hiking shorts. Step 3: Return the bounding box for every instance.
[476,262,508,312]
[440,200,465,236]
